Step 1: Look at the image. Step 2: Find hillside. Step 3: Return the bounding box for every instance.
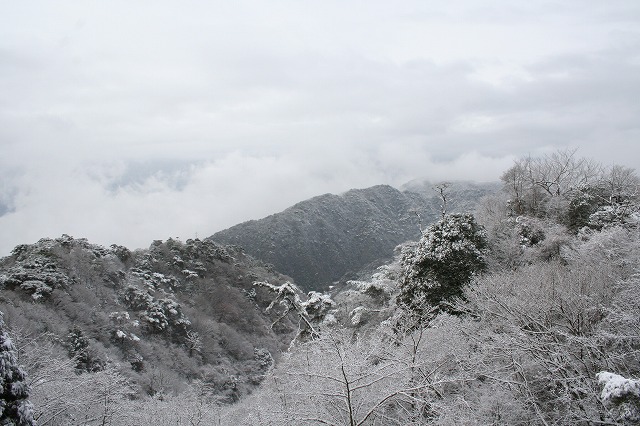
[2,152,638,425]
[218,152,640,425]
[210,182,498,291]
[0,234,298,420]
[0,153,640,426]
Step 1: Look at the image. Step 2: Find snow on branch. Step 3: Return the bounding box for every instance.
[254,281,336,344]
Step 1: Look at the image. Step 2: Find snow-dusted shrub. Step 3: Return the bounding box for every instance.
[66,326,105,372]
[352,272,396,302]
[255,281,336,343]
[122,286,190,332]
[597,371,640,424]
[0,251,71,299]
[349,306,369,326]
[123,285,154,310]
[19,280,53,300]
[181,269,199,280]
[303,291,335,323]
[253,348,273,370]
[589,204,640,230]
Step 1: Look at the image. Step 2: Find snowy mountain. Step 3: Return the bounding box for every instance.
[2,152,639,425]
[210,182,499,290]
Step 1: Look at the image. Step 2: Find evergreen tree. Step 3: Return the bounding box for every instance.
[66,326,104,373]
[0,312,36,425]
[398,213,487,315]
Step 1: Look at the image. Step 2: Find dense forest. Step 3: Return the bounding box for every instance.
[2,150,640,425]
[0,237,300,424]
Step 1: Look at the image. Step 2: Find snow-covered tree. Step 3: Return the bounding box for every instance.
[441,233,640,425]
[398,213,487,316]
[254,281,335,344]
[66,326,104,373]
[0,313,35,425]
[501,150,640,230]
[501,149,601,218]
[219,316,472,425]
[185,330,203,357]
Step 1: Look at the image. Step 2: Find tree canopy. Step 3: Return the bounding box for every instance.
[398,213,487,315]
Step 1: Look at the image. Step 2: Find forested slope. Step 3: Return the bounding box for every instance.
[1,151,639,425]
[211,182,497,291]
[221,151,640,425]
[0,236,298,424]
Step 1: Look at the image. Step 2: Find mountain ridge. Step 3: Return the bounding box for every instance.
[211,181,498,290]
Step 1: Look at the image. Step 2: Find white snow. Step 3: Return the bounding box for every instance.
[349,306,368,326]
[597,371,640,402]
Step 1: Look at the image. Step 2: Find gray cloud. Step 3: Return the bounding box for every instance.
[1,0,639,254]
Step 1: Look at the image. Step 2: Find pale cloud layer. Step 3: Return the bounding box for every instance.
[1,1,639,254]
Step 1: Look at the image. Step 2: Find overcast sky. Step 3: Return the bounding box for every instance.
[1,1,639,255]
